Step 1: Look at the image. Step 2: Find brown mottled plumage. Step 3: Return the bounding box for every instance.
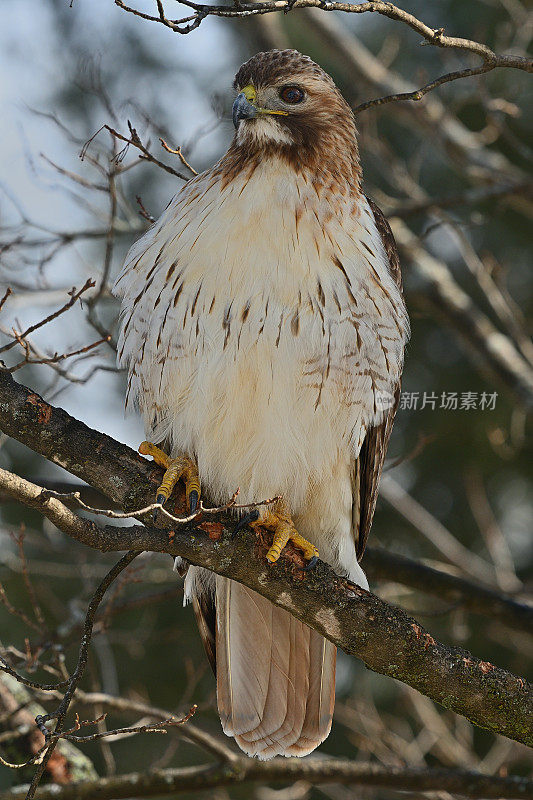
[114,49,409,760]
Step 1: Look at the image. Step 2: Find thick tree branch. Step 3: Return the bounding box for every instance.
[2,758,533,800]
[0,371,532,747]
[0,370,161,512]
[3,464,531,636]
[2,369,531,632]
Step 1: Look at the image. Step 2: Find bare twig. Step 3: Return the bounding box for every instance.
[0,288,12,312]
[6,336,110,374]
[113,0,533,100]
[353,64,499,113]
[159,138,198,175]
[135,195,155,224]
[81,123,190,181]
[0,280,95,356]
[24,552,140,798]
[1,705,199,761]
[39,485,279,525]
[53,689,240,763]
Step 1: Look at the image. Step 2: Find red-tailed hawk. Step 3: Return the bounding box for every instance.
[114,49,409,759]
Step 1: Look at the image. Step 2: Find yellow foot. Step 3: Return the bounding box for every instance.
[251,502,319,568]
[139,441,201,513]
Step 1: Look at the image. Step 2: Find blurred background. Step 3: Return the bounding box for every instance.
[0,0,532,796]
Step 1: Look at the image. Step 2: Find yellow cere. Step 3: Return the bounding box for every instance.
[242,84,256,102]
[241,83,289,117]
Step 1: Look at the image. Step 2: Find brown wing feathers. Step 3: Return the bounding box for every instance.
[355,386,400,560]
[353,197,404,561]
[192,592,217,675]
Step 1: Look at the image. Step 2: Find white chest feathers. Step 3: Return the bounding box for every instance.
[114,158,409,507]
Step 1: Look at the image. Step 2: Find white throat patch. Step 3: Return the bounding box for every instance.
[236,116,294,147]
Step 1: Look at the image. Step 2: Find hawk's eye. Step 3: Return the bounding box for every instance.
[279,86,305,104]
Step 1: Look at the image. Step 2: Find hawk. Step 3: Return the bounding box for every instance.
[114,50,409,759]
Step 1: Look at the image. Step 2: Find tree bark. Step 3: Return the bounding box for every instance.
[0,370,531,747]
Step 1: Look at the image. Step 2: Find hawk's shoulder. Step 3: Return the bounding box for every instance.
[365,195,402,291]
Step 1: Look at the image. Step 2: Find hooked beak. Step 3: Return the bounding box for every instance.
[232,92,257,128]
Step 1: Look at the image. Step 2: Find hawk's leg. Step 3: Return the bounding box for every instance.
[139,441,201,513]
[251,501,319,568]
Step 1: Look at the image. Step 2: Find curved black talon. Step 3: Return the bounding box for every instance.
[153,493,166,522]
[304,555,319,571]
[232,509,259,537]
[188,490,199,514]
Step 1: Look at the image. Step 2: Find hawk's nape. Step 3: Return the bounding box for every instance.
[114,49,409,759]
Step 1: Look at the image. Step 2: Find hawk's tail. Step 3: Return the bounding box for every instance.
[215,575,335,759]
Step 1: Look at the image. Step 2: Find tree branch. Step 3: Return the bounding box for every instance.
[113,0,533,72]
[352,64,498,114]
[23,553,140,799]
[2,758,533,800]
[391,219,533,410]
[53,690,244,764]
[299,9,523,176]
[363,549,533,635]
[0,370,531,747]
[386,180,533,218]
[113,0,532,111]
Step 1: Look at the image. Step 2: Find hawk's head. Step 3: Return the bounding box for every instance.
[230,50,359,178]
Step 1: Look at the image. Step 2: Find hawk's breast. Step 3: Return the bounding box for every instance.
[114,157,408,510]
